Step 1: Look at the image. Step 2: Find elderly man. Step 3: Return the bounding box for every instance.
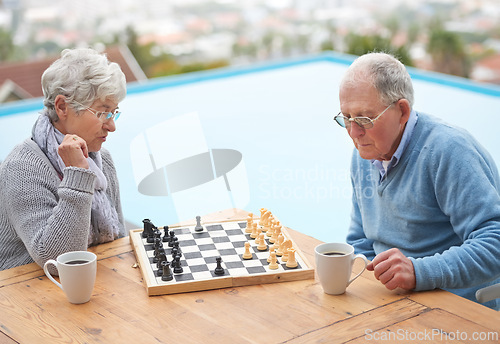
[334,52,500,310]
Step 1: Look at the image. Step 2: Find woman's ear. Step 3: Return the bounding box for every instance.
[54,95,69,121]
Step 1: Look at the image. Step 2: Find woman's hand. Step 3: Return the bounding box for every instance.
[58,134,89,169]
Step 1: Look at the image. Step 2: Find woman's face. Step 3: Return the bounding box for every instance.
[56,97,119,152]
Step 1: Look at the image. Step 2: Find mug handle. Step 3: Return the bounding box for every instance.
[347,254,368,286]
[43,259,63,290]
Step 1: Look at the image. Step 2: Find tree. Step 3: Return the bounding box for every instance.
[345,33,413,66]
[0,28,14,61]
[427,29,469,77]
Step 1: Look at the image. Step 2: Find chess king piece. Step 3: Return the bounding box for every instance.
[276,234,285,256]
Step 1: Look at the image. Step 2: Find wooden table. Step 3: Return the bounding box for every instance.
[0,209,498,344]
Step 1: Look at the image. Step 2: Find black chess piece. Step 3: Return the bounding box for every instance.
[154,229,162,240]
[171,247,178,260]
[168,230,177,247]
[153,238,163,263]
[162,226,170,242]
[173,255,183,274]
[146,225,157,244]
[172,241,181,253]
[156,249,167,269]
[142,218,154,238]
[214,257,225,275]
[161,261,174,281]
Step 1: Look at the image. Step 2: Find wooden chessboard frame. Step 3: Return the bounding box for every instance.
[130,217,315,296]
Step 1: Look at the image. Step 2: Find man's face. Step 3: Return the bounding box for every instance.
[339,82,407,161]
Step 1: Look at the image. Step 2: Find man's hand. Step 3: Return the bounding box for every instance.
[58,134,89,169]
[367,248,416,290]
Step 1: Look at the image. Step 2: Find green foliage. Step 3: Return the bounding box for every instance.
[320,40,334,52]
[0,28,14,61]
[427,29,469,77]
[345,33,414,66]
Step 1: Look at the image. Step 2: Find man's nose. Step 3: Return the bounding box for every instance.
[347,121,364,138]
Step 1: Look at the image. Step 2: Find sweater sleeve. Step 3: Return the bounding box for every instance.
[411,132,500,291]
[3,147,96,268]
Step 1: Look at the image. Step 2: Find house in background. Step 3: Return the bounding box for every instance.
[0,45,147,104]
[471,53,500,85]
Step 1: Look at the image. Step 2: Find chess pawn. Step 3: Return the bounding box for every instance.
[269,251,279,270]
[250,223,259,239]
[275,233,285,256]
[257,233,267,251]
[195,215,203,232]
[267,248,275,263]
[242,242,253,260]
[214,257,225,275]
[270,225,281,244]
[173,256,183,274]
[255,232,261,245]
[286,248,298,268]
[245,213,254,233]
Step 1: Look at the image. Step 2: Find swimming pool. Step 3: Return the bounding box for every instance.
[1,51,500,243]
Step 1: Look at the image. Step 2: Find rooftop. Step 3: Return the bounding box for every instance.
[0,45,147,103]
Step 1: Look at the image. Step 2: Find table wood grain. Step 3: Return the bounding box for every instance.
[0,209,498,344]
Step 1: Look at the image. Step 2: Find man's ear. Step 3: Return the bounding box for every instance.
[397,99,411,125]
[54,95,69,121]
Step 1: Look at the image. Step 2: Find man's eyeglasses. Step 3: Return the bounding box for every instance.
[334,102,395,130]
[72,100,121,122]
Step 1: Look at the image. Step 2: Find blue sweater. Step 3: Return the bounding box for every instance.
[347,113,500,310]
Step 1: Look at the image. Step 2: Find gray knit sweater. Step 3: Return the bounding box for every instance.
[0,138,125,271]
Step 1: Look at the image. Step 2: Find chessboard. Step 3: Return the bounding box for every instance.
[130,210,314,296]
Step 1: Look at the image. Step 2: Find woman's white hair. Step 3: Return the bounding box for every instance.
[340,52,414,108]
[41,48,127,121]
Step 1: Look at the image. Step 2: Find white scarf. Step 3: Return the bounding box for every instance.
[32,114,121,245]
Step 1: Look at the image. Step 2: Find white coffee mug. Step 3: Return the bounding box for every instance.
[43,251,97,304]
[314,243,368,295]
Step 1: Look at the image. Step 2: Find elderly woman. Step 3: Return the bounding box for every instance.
[0,48,127,271]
